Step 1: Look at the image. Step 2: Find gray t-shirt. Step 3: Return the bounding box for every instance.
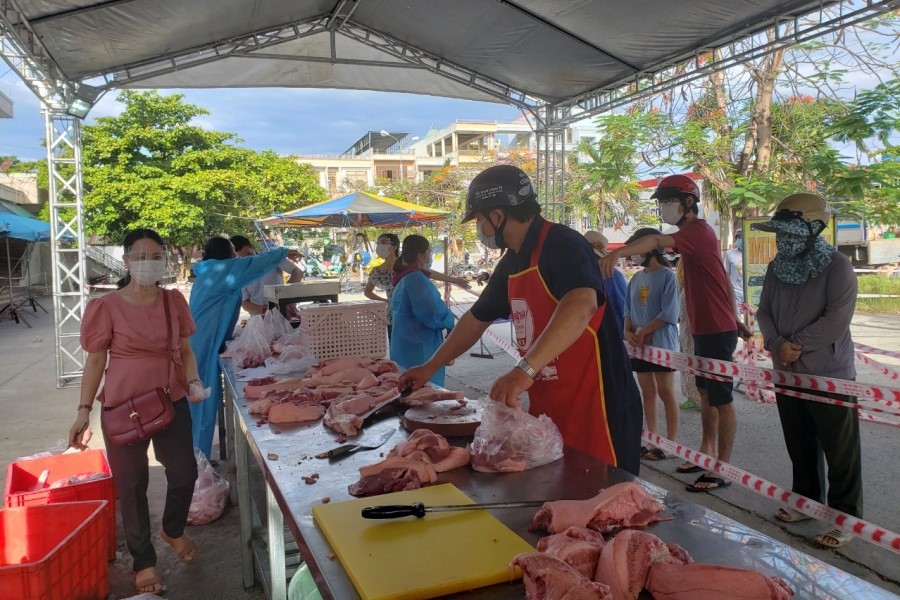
[756,251,856,379]
[242,258,298,305]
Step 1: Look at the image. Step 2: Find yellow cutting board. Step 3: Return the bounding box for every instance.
[312,483,534,600]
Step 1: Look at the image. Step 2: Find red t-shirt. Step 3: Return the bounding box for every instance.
[671,219,736,335]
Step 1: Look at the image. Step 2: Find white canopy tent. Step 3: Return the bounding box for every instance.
[1,0,894,384]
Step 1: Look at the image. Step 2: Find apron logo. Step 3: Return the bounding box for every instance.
[510,297,535,350]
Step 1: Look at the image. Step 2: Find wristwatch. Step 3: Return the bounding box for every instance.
[515,357,539,380]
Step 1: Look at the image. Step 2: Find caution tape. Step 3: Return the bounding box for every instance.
[642,430,900,554]
[856,352,900,382]
[856,343,900,361]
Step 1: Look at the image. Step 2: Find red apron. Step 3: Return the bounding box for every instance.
[508,221,618,465]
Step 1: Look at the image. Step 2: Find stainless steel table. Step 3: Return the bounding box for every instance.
[224,362,898,600]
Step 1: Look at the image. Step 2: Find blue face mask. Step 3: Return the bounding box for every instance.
[478,220,499,250]
[735,237,743,251]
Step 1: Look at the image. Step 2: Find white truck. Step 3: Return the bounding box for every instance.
[837,218,900,266]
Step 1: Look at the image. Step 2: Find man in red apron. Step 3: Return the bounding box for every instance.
[399,165,643,474]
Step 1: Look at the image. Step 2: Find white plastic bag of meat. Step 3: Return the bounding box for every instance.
[264,307,293,343]
[468,402,564,472]
[224,315,271,368]
[187,448,230,525]
[265,344,317,375]
[272,326,310,355]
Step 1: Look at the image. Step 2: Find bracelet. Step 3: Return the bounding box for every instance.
[77,404,92,412]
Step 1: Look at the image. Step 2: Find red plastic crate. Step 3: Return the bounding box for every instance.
[4,450,116,560]
[0,500,109,600]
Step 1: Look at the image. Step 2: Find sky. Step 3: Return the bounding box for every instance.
[0,74,522,161]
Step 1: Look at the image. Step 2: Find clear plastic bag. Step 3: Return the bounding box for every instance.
[264,307,293,343]
[468,401,564,472]
[224,315,271,368]
[265,344,317,375]
[187,448,229,525]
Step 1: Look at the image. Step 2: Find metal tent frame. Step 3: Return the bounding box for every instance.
[0,0,896,385]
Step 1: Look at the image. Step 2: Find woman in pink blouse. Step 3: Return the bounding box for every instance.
[68,228,206,595]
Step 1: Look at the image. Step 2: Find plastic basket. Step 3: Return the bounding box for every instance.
[5,450,116,560]
[0,500,109,600]
[296,301,388,360]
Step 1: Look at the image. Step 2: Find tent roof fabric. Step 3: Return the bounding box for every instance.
[261,192,450,228]
[0,212,51,242]
[11,1,856,115]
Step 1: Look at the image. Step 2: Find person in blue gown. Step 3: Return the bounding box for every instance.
[390,235,455,386]
[188,236,287,458]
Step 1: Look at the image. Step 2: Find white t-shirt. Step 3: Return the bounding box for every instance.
[724,247,743,304]
[242,258,298,305]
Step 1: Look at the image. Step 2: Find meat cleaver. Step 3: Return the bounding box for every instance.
[314,428,396,460]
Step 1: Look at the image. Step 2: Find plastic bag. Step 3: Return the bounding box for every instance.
[265,344,317,375]
[224,315,271,368]
[272,326,309,355]
[187,448,229,525]
[468,401,564,472]
[264,308,293,343]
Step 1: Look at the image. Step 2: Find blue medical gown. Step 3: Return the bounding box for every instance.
[390,271,455,386]
[603,269,627,339]
[189,249,287,458]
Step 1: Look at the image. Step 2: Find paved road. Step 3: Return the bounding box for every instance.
[2,295,898,597]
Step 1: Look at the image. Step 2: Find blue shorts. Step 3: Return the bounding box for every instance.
[693,331,738,406]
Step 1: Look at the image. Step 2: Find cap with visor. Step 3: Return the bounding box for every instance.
[462,165,536,222]
[750,193,831,234]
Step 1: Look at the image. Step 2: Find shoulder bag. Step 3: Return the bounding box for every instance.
[102,290,177,446]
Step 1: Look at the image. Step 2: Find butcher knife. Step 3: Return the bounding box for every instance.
[314,428,396,460]
[360,385,412,428]
[361,500,547,519]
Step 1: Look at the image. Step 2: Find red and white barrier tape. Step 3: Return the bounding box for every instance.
[856,343,900,361]
[642,430,900,554]
[856,352,900,382]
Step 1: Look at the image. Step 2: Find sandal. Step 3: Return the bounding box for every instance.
[160,529,198,563]
[816,528,854,549]
[685,474,731,493]
[775,507,812,523]
[134,567,164,594]
[642,448,670,461]
[676,463,704,474]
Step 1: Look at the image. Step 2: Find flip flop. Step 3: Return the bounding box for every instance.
[640,446,649,457]
[160,530,198,563]
[775,507,813,523]
[642,448,670,461]
[685,474,731,493]
[134,567,165,594]
[676,463,704,474]
[816,528,854,549]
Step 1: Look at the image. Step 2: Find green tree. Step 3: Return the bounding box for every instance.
[80,90,326,248]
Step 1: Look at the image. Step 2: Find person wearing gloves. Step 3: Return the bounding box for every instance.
[189,236,289,459]
[600,174,750,492]
[230,235,304,315]
[390,235,456,386]
[754,193,861,549]
[584,230,626,338]
[69,228,204,595]
[622,227,681,462]
[399,165,643,474]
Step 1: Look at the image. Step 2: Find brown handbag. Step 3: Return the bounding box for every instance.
[101,290,177,446]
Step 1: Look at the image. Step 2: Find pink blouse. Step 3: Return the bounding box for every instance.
[81,289,197,407]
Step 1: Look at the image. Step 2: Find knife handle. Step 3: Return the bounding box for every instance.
[361,502,427,519]
[314,445,355,459]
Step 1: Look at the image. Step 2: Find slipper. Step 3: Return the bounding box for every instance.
[640,446,649,457]
[775,507,813,523]
[676,464,704,474]
[685,474,731,493]
[134,567,165,595]
[642,448,670,461]
[160,530,198,563]
[816,528,853,549]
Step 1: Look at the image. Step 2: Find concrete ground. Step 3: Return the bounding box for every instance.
[2,291,899,598]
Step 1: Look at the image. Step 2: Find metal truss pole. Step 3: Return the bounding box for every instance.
[45,111,87,387]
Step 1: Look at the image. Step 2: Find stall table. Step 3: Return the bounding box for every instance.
[224,362,898,600]
[264,281,340,317]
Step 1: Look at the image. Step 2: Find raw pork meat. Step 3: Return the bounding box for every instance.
[536,526,606,579]
[389,429,452,461]
[530,482,667,534]
[358,456,438,483]
[303,366,375,387]
[243,378,304,399]
[646,562,794,600]
[317,356,376,376]
[511,552,611,600]
[267,403,323,424]
[594,530,689,600]
[322,413,363,436]
[400,386,466,406]
[348,467,422,497]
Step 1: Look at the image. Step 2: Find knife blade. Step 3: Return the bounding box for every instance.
[361,500,547,519]
[314,428,396,460]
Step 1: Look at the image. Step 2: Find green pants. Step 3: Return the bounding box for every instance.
[775,387,863,518]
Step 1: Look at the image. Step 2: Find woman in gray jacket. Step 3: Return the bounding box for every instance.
[755,193,860,549]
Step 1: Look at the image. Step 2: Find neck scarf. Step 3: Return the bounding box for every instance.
[771,219,835,285]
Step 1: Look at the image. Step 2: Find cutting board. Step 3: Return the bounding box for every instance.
[312,483,534,600]
[402,399,484,438]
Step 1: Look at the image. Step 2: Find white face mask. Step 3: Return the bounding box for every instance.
[593,248,607,258]
[130,259,167,286]
[376,243,392,259]
[630,255,645,266]
[478,219,500,249]
[660,203,683,226]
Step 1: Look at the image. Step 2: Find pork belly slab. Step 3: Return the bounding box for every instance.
[594,530,691,600]
[530,482,667,534]
[511,552,612,599]
[536,526,606,579]
[646,561,794,600]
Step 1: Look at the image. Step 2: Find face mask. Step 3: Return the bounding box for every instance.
[376,243,392,259]
[593,248,606,258]
[630,255,645,266]
[478,219,500,250]
[735,238,743,251]
[423,250,433,269]
[659,203,683,226]
[775,233,808,258]
[130,259,167,286]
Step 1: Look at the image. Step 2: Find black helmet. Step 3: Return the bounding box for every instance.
[626,227,666,266]
[462,165,536,222]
